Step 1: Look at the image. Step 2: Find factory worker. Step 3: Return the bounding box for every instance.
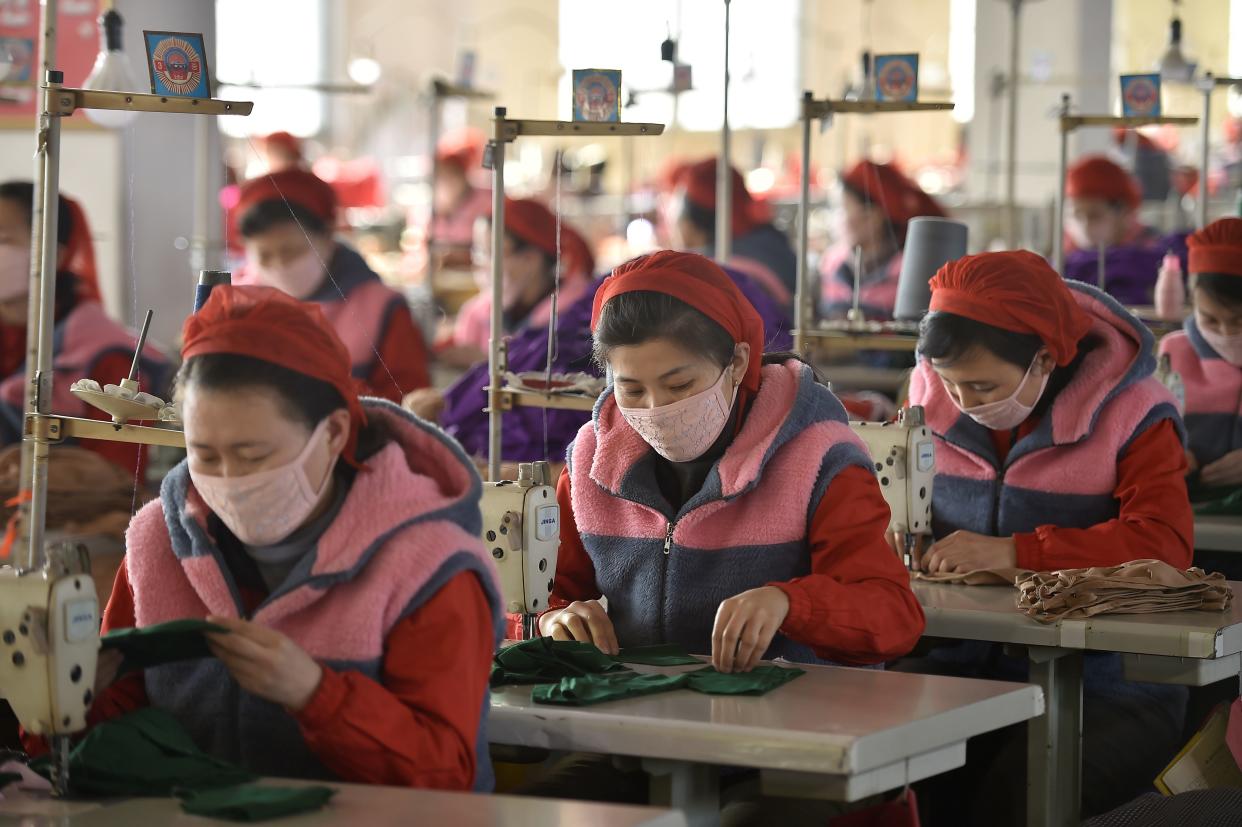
[234,169,430,402]
[667,157,797,310]
[819,160,946,321]
[1161,218,1242,487]
[430,128,492,252]
[541,250,923,666]
[903,251,1193,823]
[439,198,595,369]
[1062,155,1187,306]
[0,181,169,472]
[80,286,502,790]
[257,131,305,175]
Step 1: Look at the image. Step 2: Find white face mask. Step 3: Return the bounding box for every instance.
[1200,325,1242,367]
[251,248,325,300]
[0,243,30,302]
[950,355,1050,431]
[618,367,735,462]
[189,419,334,546]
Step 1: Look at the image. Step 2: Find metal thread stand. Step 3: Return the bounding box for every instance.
[715,0,732,262]
[1196,74,1242,229]
[485,111,664,482]
[793,95,955,354]
[1052,93,1198,275]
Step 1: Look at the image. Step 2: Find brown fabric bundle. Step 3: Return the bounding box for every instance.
[0,445,139,534]
[915,567,1033,586]
[1015,560,1233,624]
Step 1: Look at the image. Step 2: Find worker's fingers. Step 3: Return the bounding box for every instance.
[710,601,736,672]
[733,617,772,674]
[554,610,595,645]
[206,631,273,664]
[580,603,618,656]
[207,616,283,647]
[713,613,747,674]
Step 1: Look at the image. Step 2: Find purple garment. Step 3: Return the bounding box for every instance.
[1063,230,1188,307]
[440,263,792,463]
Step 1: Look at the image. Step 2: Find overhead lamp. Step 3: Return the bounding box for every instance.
[1157,11,1197,83]
[81,8,141,128]
[347,56,382,86]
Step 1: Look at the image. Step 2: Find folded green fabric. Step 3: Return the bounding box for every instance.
[32,708,254,797]
[491,637,629,686]
[531,671,690,706]
[0,772,21,788]
[1191,485,1242,516]
[178,784,336,822]
[613,644,702,666]
[684,665,806,695]
[101,619,229,674]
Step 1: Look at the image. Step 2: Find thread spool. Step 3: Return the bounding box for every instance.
[194,270,231,312]
[894,217,968,321]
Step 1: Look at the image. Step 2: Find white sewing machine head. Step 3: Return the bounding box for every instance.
[849,406,935,554]
[480,461,560,636]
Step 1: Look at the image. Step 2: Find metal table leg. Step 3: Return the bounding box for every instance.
[643,759,720,827]
[1026,646,1083,827]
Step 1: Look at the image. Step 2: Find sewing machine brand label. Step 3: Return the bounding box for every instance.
[916,440,935,473]
[143,31,212,98]
[573,69,621,122]
[1120,73,1161,118]
[63,598,98,643]
[535,505,560,542]
[875,54,919,102]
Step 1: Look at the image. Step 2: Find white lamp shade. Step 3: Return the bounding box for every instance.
[82,50,140,128]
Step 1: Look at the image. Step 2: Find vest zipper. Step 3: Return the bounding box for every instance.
[663,520,675,555]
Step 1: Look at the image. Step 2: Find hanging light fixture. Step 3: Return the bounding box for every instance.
[81,7,141,128]
[1157,1,1197,83]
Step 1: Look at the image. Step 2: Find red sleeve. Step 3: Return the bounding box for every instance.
[1014,419,1194,571]
[368,301,430,402]
[82,352,148,476]
[294,571,493,790]
[769,465,926,665]
[546,465,602,612]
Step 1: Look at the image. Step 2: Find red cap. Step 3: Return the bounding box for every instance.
[505,198,595,277]
[436,127,486,173]
[677,157,771,238]
[181,285,367,465]
[842,160,944,227]
[928,250,1093,366]
[236,170,337,235]
[1066,155,1141,210]
[1188,217,1242,277]
[262,131,304,161]
[591,251,764,393]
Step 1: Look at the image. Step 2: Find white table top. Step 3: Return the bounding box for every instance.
[489,661,1043,777]
[0,780,687,827]
[913,580,1242,659]
[1195,515,1242,553]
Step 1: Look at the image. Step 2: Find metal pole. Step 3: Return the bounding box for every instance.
[487,107,507,483]
[190,114,211,276]
[714,0,732,261]
[1053,93,1070,275]
[795,92,812,355]
[1199,75,1212,228]
[1005,0,1022,248]
[427,89,442,297]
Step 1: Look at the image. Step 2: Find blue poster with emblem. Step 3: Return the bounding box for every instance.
[143,31,211,98]
[874,54,919,102]
[1120,73,1161,118]
[573,69,621,122]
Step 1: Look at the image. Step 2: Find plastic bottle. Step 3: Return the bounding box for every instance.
[1154,251,1184,321]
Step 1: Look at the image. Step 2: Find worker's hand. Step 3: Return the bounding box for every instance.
[540,600,619,656]
[920,531,1017,575]
[93,648,124,697]
[1186,450,1200,475]
[888,531,927,570]
[711,586,790,674]
[205,616,323,712]
[402,388,446,423]
[1200,449,1242,488]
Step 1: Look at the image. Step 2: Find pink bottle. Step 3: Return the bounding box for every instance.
[1154,252,1185,321]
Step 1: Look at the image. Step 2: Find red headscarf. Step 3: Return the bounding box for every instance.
[262,131,304,162]
[505,198,595,278]
[1066,155,1142,210]
[928,250,1093,366]
[181,285,367,465]
[591,251,764,393]
[1188,217,1242,277]
[61,195,99,301]
[235,170,337,240]
[437,127,486,174]
[842,160,944,227]
[677,157,771,238]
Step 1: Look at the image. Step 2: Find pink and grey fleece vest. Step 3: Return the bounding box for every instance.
[910,282,1184,541]
[568,360,873,663]
[1160,317,1242,467]
[124,400,503,790]
[819,244,903,320]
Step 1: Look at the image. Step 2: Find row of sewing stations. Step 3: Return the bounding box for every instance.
[2,11,1242,827]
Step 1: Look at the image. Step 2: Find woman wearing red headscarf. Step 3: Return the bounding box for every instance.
[819,160,945,321]
[430,127,492,254]
[233,169,430,402]
[902,251,1193,823]
[70,286,503,791]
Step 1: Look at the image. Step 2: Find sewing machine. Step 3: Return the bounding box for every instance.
[481,461,560,638]
[0,541,99,795]
[850,406,935,568]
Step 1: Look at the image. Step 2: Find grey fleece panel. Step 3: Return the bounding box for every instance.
[932,474,1119,538]
[1185,412,1242,467]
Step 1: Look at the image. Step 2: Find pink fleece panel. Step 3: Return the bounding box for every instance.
[126,501,237,622]
[572,423,669,539]
[910,360,959,437]
[717,362,799,496]
[318,279,401,370]
[819,244,901,313]
[727,255,792,308]
[932,439,998,481]
[586,399,661,495]
[1163,332,1242,416]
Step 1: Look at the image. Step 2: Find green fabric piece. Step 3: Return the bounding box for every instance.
[531,671,691,706]
[613,644,702,666]
[101,619,229,674]
[490,637,629,686]
[178,784,336,822]
[0,772,21,788]
[1190,484,1242,516]
[33,708,254,797]
[684,665,806,696]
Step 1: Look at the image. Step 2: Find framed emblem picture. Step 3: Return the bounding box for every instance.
[1120,73,1161,118]
[573,69,621,123]
[143,31,211,98]
[874,54,919,103]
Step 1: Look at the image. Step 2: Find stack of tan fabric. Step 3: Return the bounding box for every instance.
[1015,560,1233,624]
